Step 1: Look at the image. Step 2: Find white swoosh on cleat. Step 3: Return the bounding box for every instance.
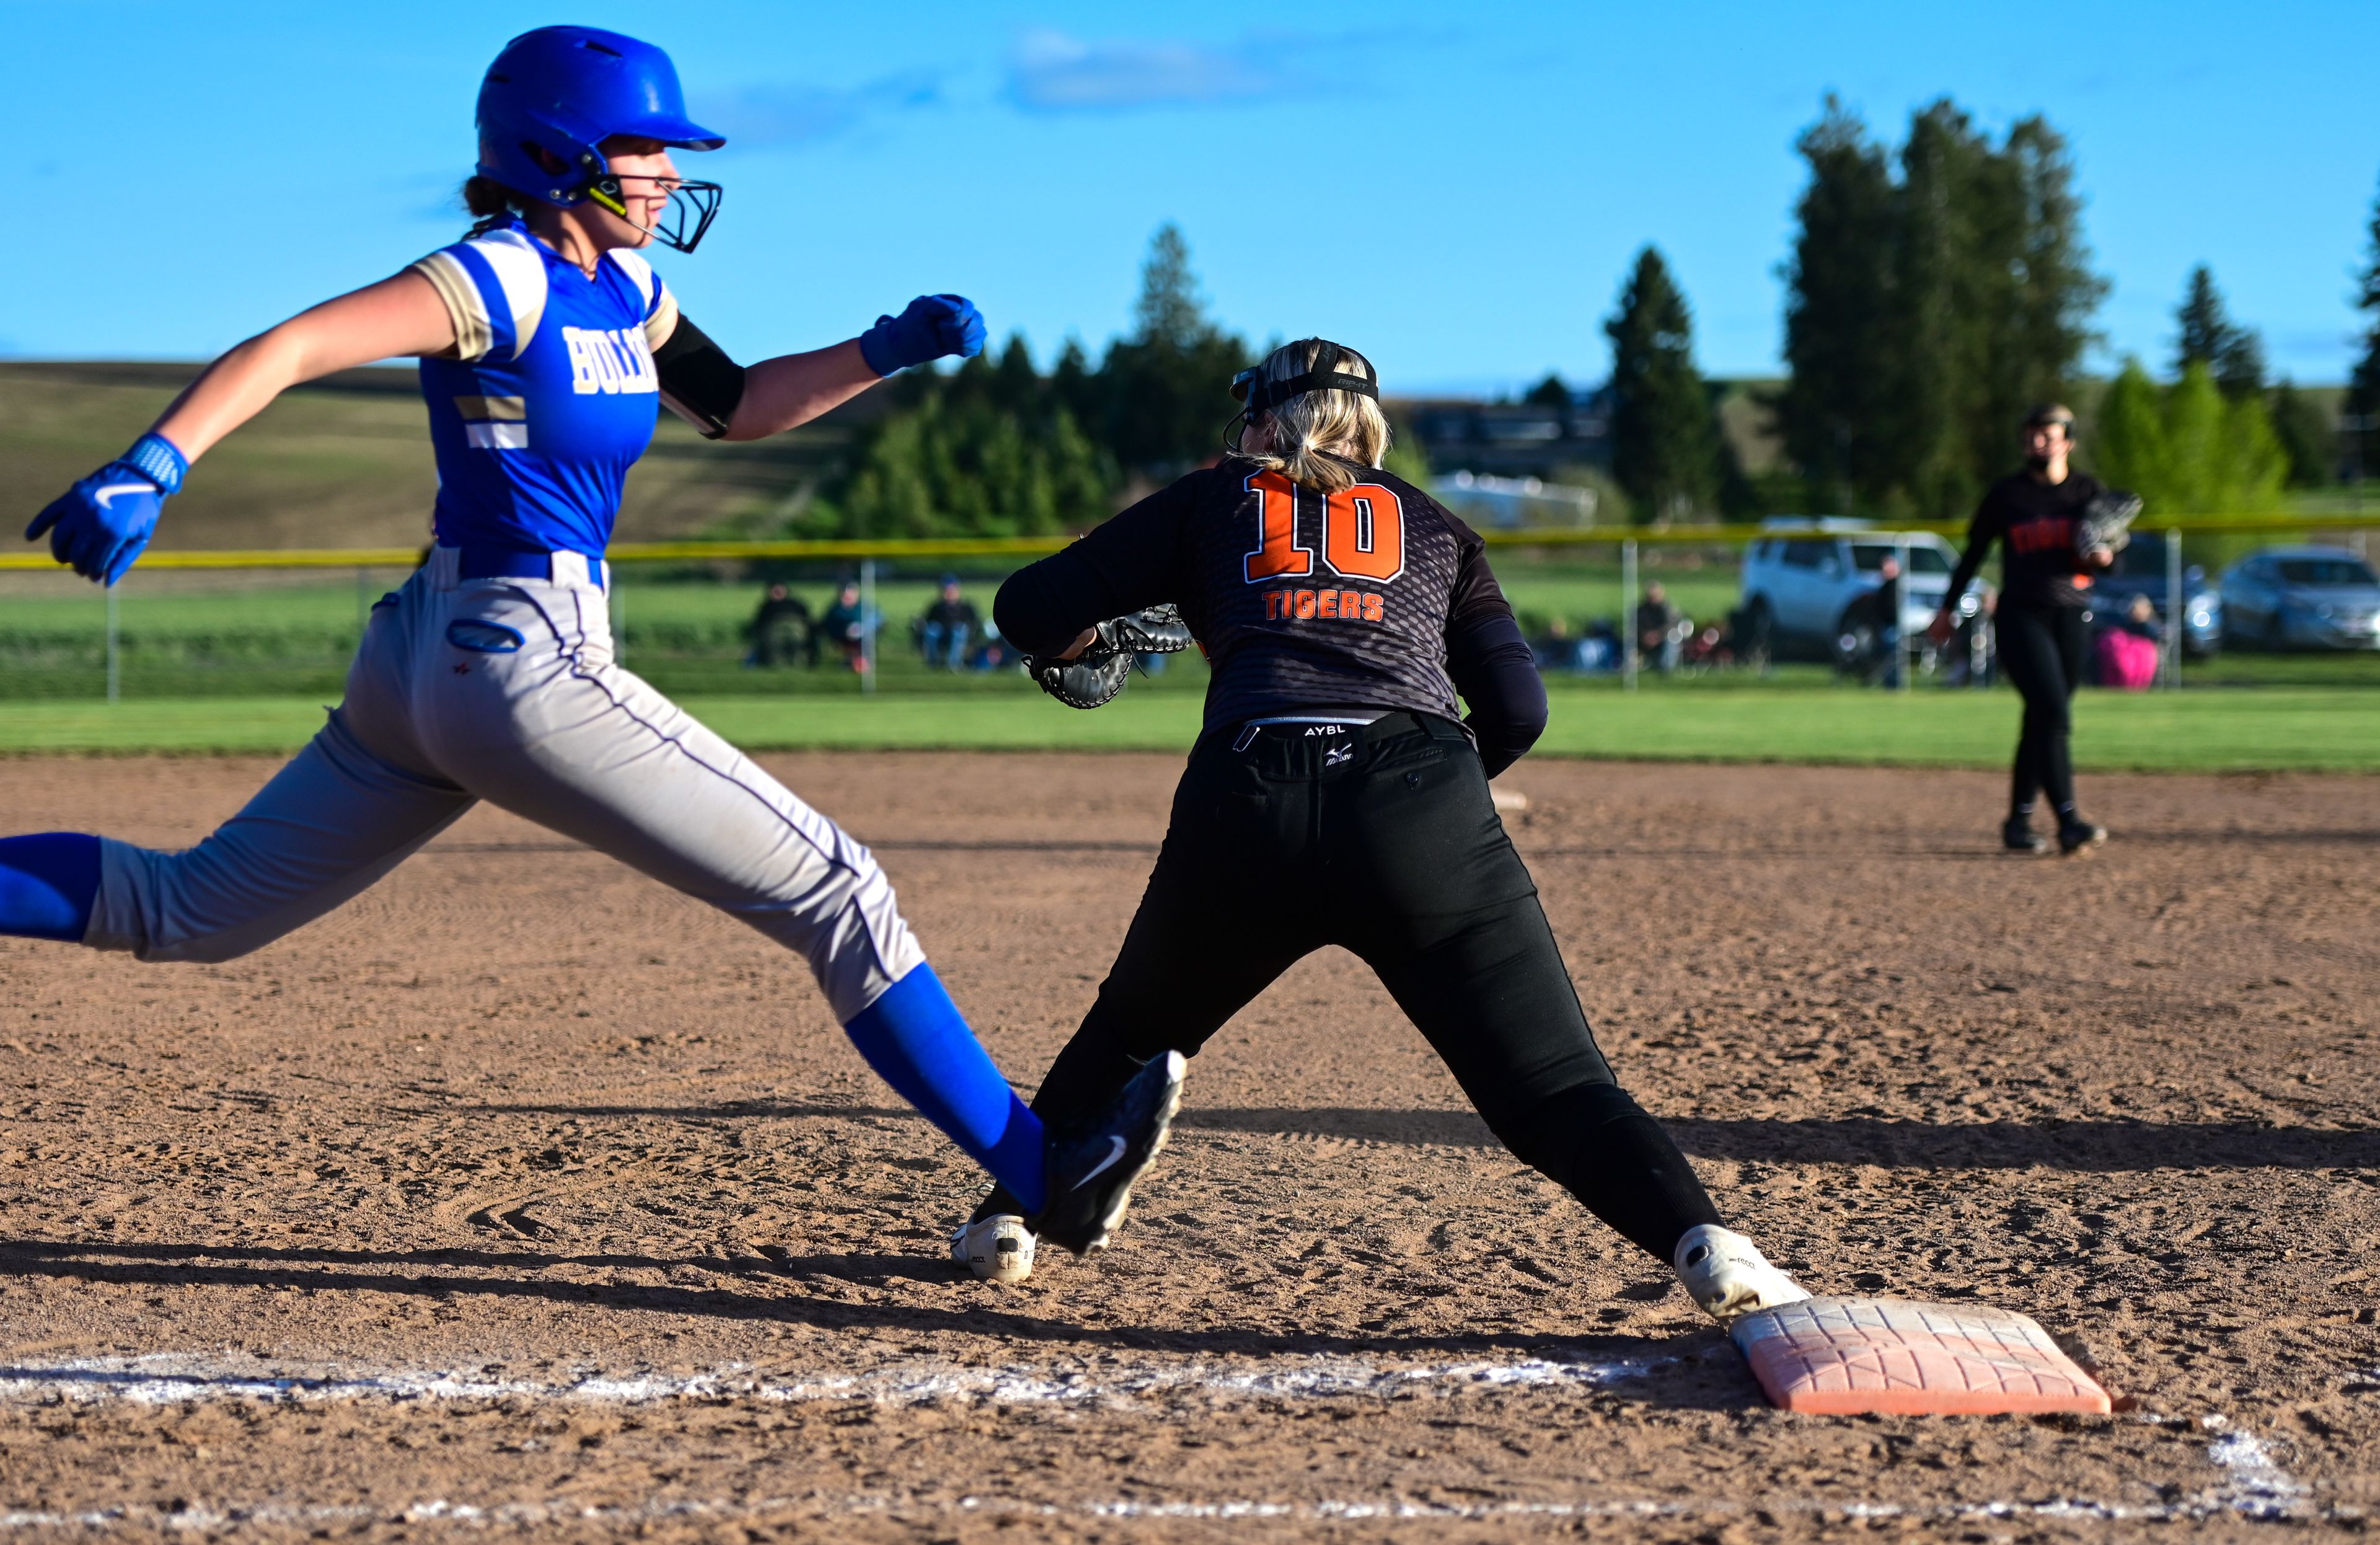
[1069,1136,1128,1190]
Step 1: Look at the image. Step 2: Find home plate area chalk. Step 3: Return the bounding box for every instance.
[1730,1297,2111,1415]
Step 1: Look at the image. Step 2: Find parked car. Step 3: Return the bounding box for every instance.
[2219,547,2380,650]
[1739,521,1978,663]
[2086,531,2221,657]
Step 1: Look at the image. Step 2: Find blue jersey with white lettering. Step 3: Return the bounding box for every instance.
[408,217,681,557]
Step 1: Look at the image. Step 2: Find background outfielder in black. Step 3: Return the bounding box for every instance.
[978,449,1734,1264]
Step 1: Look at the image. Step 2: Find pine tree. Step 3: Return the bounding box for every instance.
[1993,117,2106,453]
[1604,246,1721,521]
[991,333,1041,409]
[1889,101,2003,516]
[1777,97,1898,511]
[2351,175,2380,482]
[1096,224,1252,474]
[1776,99,2101,516]
[2175,266,2231,374]
[1132,223,1204,348]
[2174,265,2265,399]
[1049,338,1100,436]
[2269,380,2335,488]
[825,351,1120,539]
[1522,373,1571,407]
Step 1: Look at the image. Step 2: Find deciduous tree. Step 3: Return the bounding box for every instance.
[2093,360,2285,514]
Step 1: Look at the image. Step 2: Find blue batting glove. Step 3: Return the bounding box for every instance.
[25,433,187,586]
[858,294,987,376]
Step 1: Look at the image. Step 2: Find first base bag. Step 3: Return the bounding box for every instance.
[1730,1297,2111,1416]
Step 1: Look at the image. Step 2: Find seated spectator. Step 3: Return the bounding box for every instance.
[1531,616,1578,671]
[745,582,815,668]
[1634,582,1686,674]
[2094,593,2159,690]
[917,574,980,671]
[964,623,1016,673]
[819,580,876,673]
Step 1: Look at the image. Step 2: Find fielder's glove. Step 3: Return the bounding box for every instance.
[1023,605,1195,711]
[2076,489,2141,560]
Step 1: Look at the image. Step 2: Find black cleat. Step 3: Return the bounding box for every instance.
[1028,1050,1185,1256]
[2058,819,2107,855]
[2003,817,2048,854]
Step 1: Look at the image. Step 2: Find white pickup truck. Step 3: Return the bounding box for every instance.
[1737,522,1978,662]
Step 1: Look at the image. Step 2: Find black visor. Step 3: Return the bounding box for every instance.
[1231,352,1381,415]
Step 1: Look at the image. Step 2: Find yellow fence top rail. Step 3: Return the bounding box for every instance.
[0,512,2370,572]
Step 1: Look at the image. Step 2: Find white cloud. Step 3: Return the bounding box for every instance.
[1005,29,1300,113]
[715,70,943,149]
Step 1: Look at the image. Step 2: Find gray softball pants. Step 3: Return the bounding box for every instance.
[83,547,924,1022]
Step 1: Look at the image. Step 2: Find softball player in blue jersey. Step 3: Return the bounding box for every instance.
[2,25,1179,1260]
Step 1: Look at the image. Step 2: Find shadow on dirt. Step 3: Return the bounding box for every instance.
[456,1102,2378,1171]
[1173,1109,2380,1171]
[0,1237,1748,1406]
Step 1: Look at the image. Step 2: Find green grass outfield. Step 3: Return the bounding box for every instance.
[3,683,2373,772]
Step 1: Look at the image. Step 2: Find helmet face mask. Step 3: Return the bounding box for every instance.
[583,173,724,255]
[477,26,726,252]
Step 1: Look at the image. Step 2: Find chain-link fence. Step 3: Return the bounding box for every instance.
[4,521,2376,712]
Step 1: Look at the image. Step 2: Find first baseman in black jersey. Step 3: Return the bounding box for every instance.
[951,339,1810,1323]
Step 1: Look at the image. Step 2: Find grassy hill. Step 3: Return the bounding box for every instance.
[0,361,884,552]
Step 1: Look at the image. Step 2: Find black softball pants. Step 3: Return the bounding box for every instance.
[979,712,1719,1262]
[1996,604,2093,817]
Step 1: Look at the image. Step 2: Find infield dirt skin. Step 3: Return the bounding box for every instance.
[1,752,2374,1541]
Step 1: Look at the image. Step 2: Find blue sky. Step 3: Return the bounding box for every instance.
[9,1,2377,393]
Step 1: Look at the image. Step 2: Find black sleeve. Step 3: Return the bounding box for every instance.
[994,473,1205,656]
[1441,541,1546,778]
[651,314,746,439]
[1944,487,2002,604]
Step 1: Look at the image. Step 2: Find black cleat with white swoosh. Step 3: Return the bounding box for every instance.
[1027,1050,1185,1255]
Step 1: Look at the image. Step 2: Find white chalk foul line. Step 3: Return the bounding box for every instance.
[0,1349,1659,1410]
[0,1481,2343,1534]
[2200,1414,2306,1521]
[0,1358,2322,1529]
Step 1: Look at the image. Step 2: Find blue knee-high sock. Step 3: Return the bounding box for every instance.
[0,834,100,942]
[842,963,1047,1213]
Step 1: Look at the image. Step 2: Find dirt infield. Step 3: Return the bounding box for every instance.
[2,752,2376,1539]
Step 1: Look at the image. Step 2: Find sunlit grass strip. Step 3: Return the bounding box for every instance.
[3,687,2374,772]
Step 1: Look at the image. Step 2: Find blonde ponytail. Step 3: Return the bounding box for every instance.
[1239,339,1392,495]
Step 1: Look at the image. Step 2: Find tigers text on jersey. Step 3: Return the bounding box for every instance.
[1033,456,1511,729]
[408,217,684,558]
[1947,469,2110,613]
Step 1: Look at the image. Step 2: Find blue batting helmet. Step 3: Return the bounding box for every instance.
[476,27,726,247]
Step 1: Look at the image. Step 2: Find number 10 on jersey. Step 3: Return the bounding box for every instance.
[1242,470,1406,585]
